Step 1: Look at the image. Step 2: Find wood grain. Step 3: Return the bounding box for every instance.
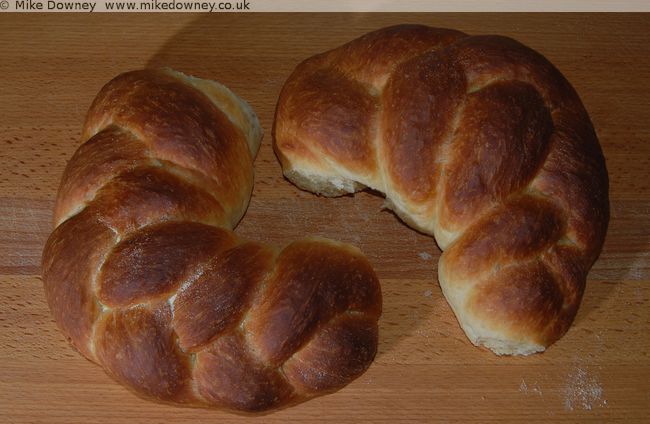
[1,13,649,423]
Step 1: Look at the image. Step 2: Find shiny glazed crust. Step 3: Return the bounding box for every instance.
[274,25,609,355]
[42,69,382,412]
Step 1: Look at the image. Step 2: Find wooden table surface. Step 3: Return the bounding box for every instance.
[1,12,648,424]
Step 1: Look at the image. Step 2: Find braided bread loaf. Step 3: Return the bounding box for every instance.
[42,69,381,412]
[274,25,609,355]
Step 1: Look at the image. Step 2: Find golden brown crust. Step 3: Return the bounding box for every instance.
[274,24,609,355]
[194,332,295,411]
[53,126,150,226]
[42,209,115,360]
[172,242,273,353]
[332,24,466,87]
[282,314,379,394]
[95,303,194,403]
[244,239,381,367]
[98,222,234,308]
[440,81,552,233]
[42,69,382,412]
[89,166,229,233]
[382,50,466,206]
[466,260,565,347]
[441,197,565,283]
[82,69,254,226]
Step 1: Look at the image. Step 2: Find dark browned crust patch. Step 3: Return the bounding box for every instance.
[382,50,466,204]
[95,303,193,403]
[98,222,235,308]
[194,332,295,412]
[283,314,379,394]
[245,240,381,367]
[173,242,275,352]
